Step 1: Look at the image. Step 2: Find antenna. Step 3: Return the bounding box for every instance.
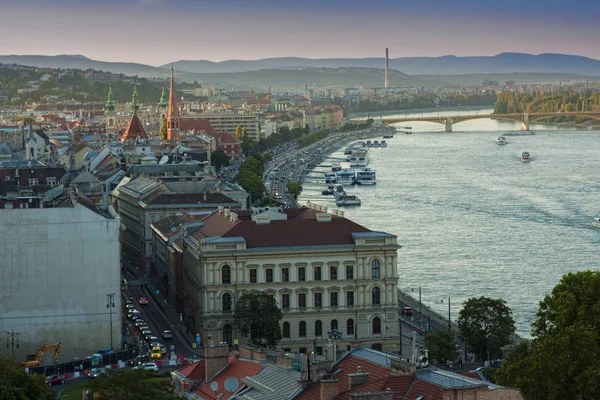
[158,155,169,165]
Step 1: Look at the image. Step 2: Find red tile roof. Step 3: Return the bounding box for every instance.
[120,114,148,141]
[177,360,205,380]
[193,354,263,400]
[459,371,482,380]
[180,118,215,134]
[403,379,444,400]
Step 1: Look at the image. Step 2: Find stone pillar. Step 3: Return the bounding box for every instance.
[522,113,530,131]
[445,119,453,132]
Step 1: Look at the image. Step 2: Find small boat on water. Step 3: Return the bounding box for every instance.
[372,140,380,147]
[336,194,361,207]
[331,163,341,172]
[405,131,412,135]
[366,140,373,147]
[382,133,393,139]
[381,140,388,147]
[496,136,507,145]
[356,168,376,185]
[322,185,334,195]
[335,169,356,185]
[592,212,600,228]
[333,184,346,199]
[521,151,531,162]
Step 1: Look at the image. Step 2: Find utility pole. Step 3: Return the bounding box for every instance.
[448,297,451,332]
[5,330,20,356]
[106,293,116,350]
[419,287,422,334]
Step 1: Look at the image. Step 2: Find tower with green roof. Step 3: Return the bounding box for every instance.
[159,86,168,120]
[105,83,117,133]
[131,84,140,114]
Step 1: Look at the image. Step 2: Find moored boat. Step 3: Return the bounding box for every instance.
[335,169,356,185]
[521,151,531,162]
[356,168,376,185]
[592,212,600,228]
[336,194,361,207]
[496,136,507,145]
[381,140,388,147]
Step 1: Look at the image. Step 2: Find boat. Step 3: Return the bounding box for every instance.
[521,152,531,162]
[336,194,362,207]
[372,140,380,148]
[504,131,535,136]
[335,169,356,185]
[404,126,412,129]
[366,140,373,147]
[592,212,600,228]
[349,149,370,168]
[381,140,388,147]
[331,163,341,172]
[316,162,332,168]
[322,185,335,195]
[405,131,412,135]
[496,136,507,145]
[333,184,346,199]
[382,133,393,139]
[356,168,376,185]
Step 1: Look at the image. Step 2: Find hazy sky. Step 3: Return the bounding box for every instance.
[1,0,599,65]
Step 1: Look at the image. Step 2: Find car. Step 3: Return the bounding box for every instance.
[139,324,149,331]
[403,306,413,317]
[139,362,159,372]
[46,374,66,386]
[150,346,162,360]
[149,336,159,346]
[88,368,108,379]
[139,298,149,305]
[134,318,144,327]
[159,344,167,355]
[162,330,173,339]
[141,328,152,337]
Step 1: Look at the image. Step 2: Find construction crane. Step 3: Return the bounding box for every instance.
[21,342,61,368]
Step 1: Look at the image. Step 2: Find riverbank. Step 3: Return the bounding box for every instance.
[349,105,493,119]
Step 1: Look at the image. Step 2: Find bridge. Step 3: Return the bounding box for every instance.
[351,112,600,132]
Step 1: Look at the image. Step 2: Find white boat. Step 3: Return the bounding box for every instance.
[316,162,332,168]
[335,169,356,185]
[381,140,388,147]
[356,168,376,185]
[333,184,346,199]
[504,131,535,136]
[331,163,341,172]
[322,185,335,195]
[521,151,531,162]
[349,149,370,168]
[592,212,600,228]
[496,136,507,145]
[336,194,361,207]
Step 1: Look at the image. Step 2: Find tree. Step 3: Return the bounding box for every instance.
[495,271,600,400]
[86,369,179,400]
[235,291,283,348]
[211,150,230,171]
[286,181,303,200]
[236,170,265,201]
[260,196,283,207]
[457,296,515,361]
[0,356,55,400]
[159,118,168,141]
[425,330,458,364]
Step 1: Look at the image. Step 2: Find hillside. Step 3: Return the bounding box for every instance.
[413,72,599,86]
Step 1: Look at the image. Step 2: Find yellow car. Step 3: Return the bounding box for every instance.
[150,347,162,360]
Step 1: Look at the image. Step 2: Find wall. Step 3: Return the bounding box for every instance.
[0,204,122,363]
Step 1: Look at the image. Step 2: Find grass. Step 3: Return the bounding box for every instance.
[58,376,171,399]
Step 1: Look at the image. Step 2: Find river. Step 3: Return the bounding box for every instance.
[298,108,600,337]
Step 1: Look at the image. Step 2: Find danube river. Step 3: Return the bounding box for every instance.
[298,108,600,336]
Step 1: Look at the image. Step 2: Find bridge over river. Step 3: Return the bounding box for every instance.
[350,111,600,132]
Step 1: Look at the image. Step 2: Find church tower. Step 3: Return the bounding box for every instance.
[120,84,148,142]
[166,67,180,141]
[25,122,38,160]
[105,83,117,133]
[159,86,168,121]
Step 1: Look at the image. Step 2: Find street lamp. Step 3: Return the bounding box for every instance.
[5,331,19,356]
[327,329,343,364]
[106,293,115,350]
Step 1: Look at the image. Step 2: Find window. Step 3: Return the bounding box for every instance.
[314,266,321,281]
[298,267,306,282]
[222,293,232,311]
[46,177,57,187]
[371,259,381,279]
[28,178,39,186]
[299,347,307,354]
[299,321,306,337]
[249,269,257,284]
[281,293,290,310]
[331,319,338,331]
[282,322,290,338]
[372,316,381,334]
[346,291,355,306]
[315,320,322,336]
[298,293,306,309]
[265,268,274,283]
[330,292,338,307]
[372,287,381,305]
[282,267,289,283]
[222,265,231,284]
[346,265,354,280]
[314,292,322,309]
[223,324,233,346]
[347,319,354,336]
[330,265,337,280]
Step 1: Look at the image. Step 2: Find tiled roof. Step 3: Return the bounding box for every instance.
[193,354,264,400]
[414,368,487,390]
[152,212,210,239]
[180,119,215,134]
[403,378,444,400]
[120,114,148,142]
[176,360,205,381]
[459,371,483,381]
[235,364,302,400]
[145,193,239,206]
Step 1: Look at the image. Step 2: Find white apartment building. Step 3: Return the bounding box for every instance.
[183,113,261,141]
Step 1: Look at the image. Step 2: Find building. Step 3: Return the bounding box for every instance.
[175,206,401,354]
[120,86,148,142]
[185,113,260,142]
[0,192,122,362]
[167,67,181,141]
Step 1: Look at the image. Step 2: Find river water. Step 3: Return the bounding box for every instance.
[298,108,600,337]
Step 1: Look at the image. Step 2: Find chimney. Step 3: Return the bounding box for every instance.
[203,191,208,202]
[316,213,332,222]
[348,367,369,389]
[204,343,229,381]
[224,208,231,217]
[320,375,339,400]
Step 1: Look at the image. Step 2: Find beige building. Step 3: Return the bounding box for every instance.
[177,206,401,354]
[184,113,261,141]
[301,107,344,132]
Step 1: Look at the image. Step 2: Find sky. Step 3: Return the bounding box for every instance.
[1,0,599,66]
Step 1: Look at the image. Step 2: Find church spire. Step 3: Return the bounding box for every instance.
[132,84,139,115]
[105,83,116,113]
[159,86,168,110]
[166,66,180,141]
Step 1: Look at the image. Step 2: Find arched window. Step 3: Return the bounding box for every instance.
[331,319,338,331]
[315,320,322,336]
[282,322,290,338]
[299,321,307,337]
[222,293,232,311]
[108,118,113,126]
[346,319,354,336]
[372,317,381,335]
[223,323,233,345]
[372,287,381,305]
[371,259,381,279]
[222,265,231,284]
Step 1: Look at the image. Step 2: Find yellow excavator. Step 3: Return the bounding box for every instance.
[21,342,62,368]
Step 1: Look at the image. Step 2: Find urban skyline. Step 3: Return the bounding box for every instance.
[1,0,599,65]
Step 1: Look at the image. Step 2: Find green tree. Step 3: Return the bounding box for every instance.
[0,356,55,400]
[286,181,303,200]
[235,292,283,348]
[86,369,178,400]
[495,271,600,400]
[425,330,458,364]
[260,196,283,207]
[211,150,230,171]
[159,118,168,140]
[236,170,265,201]
[457,297,515,361]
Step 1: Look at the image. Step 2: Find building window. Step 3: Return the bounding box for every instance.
[299,347,307,354]
[281,293,290,310]
[222,293,232,311]
[223,324,233,346]
[372,287,381,305]
[28,178,39,186]
[371,259,381,279]
[266,268,274,283]
[331,319,338,331]
[314,292,322,309]
[372,317,381,335]
[298,293,306,309]
[347,319,354,336]
[222,265,231,284]
[249,269,257,284]
[314,266,321,281]
[346,291,355,306]
[330,292,338,307]
[282,267,289,283]
[346,265,354,280]
[315,320,322,336]
[299,321,306,337]
[298,267,306,282]
[282,322,290,338]
[330,265,337,280]
[46,177,57,187]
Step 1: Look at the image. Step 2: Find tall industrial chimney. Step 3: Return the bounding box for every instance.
[384,48,389,89]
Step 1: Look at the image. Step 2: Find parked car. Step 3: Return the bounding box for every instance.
[403,306,413,317]
[134,362,159,372]
[149,337,159,347]
[162,330,173,339]
[134,318,144,327]
[88,368,108,379]
[46,375,66,386]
